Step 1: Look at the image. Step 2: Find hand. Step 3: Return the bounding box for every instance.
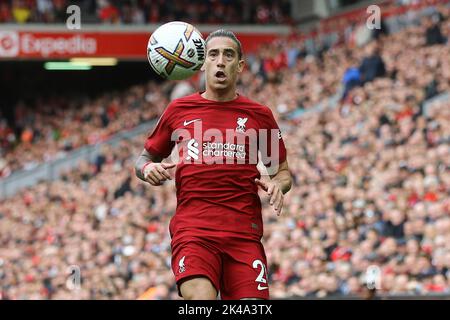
[255,178,284,216]
[143,162,176,186]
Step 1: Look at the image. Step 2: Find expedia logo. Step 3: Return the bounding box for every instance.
[0,31,19,57]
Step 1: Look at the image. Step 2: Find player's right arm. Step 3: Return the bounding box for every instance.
[135,149,175,186]
[135,102,176,186]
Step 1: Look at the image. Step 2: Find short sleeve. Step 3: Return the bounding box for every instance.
[258,107,287,167]
[144,103,176,158]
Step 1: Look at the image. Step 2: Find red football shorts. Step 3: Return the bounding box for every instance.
[171,231,270,300]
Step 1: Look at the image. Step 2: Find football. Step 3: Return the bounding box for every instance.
[147,21,206,80]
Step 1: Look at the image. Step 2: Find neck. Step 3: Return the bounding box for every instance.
[202,86,237,102]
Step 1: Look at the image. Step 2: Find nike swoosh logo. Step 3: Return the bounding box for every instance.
[257,284,268,291]
[183,119,201,126]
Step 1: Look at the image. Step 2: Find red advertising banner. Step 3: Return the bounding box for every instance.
[0,30,279,60]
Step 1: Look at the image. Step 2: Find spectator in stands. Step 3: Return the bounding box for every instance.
[373,17,390,40]
[262,42,288,83]
[359,41,386,84]
[98,0,120,24]
[11,0,31,23]
[0,0,293,24]
[0,2,12,22]
[341,58,361,100]
[424,16,446,46]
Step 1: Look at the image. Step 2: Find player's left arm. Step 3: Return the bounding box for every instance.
[255,160,292,216]
[255,106,292,215]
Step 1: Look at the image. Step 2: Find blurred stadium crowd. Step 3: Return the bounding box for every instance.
[1,2,450,299]
[0,0,292,24]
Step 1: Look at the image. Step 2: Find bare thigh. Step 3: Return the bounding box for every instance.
[180,276,218,300]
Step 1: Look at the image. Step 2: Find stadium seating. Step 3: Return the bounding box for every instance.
[0,1,449,300]
[0,0,292,24]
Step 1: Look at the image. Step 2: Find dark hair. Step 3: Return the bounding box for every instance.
[205,29,243,59]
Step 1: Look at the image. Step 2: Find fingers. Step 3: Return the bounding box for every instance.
[161,162,176,169]
[255,178,268,191]
[276,199,283,216]
[256,179,283,214]
[150,169,165,182]
[273,191,283,216]
[269,187,279,206]
[270,189,281,209]
[268,184,276,202]
[143,163,174,186]
[156,165,172,180]
[145,173,159,186]
[262,181,283,216]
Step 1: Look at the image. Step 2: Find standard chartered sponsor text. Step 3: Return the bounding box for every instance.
[202,142,246,159]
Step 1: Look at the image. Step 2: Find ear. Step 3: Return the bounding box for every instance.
[200,62,206,72]
[237,59,245,73]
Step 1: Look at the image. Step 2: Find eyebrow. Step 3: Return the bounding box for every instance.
[207,48,236,54]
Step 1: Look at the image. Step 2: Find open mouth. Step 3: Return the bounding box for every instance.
[215,71,227,80]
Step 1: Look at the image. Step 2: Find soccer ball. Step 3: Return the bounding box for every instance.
[147,21,206,80]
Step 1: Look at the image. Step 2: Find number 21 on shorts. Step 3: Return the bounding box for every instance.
[253,259,269,291]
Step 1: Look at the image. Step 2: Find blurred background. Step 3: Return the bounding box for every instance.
[0,0,449,300]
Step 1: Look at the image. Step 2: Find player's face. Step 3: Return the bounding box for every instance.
[202,37,244,91]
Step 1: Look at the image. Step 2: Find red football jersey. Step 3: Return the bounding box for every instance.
[144,92,286,240]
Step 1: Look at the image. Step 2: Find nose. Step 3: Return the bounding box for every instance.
[217,53,225,67]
